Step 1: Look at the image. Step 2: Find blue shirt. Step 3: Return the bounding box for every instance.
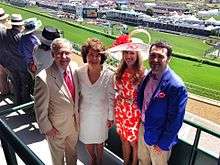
[18,33,41,65]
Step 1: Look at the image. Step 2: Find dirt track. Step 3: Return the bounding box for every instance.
[187,99,220,125]
[71,54,220,125]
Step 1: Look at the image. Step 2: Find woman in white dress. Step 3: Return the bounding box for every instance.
[77,38,115,165]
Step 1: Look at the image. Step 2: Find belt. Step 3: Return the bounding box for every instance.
[117,95,137,104]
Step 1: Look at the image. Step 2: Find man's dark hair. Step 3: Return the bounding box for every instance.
[149,41,172,58]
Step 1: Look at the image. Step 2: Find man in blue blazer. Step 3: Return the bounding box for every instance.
[137,41,188,165]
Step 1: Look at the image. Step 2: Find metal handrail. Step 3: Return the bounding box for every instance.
[184,119,220,138]
[0,118,44,165]
[2,101,219,137]
[0,101,34,116]
[0,101,219,165]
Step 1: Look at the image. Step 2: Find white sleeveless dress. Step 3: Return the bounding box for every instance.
[77,64,115,144]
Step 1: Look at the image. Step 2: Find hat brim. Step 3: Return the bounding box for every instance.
[105,43,150,60]
[0,14,9,21]
[35,32,53,46]
[11,21,24,26]
[109,50,149,61]
[22,20,42,35]
[40,35,53,46]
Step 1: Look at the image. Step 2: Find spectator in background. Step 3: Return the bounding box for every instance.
[137,41,188,165]
[0,8,10,95]
[34,26,61,74]
[77,38,115,165]
[0,8,10,31]
[4,14,33,105]
[19,18,42,77]
[34,38,79,165]
[0,8,10,66]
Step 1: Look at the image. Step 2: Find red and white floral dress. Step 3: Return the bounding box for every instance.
[114,70,141,143]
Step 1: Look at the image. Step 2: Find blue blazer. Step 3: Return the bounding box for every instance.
[137,67,188,151]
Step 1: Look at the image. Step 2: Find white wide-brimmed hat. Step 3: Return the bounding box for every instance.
[11,14,24,26]
[0,8,9,21]
[105,29,151,60]
[22,18,42,35]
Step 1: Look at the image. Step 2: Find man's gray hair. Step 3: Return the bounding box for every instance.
[51,38,73,54]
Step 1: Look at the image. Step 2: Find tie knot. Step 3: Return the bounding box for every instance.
[151,73,158,80]
[64,70,68,77]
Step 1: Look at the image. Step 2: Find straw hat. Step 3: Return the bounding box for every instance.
[105,29,151,60]
[0,8,9,21]
[11,14,24,26]
[22,18,42,35]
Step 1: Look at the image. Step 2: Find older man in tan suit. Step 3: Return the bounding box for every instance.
[34,38,79,165]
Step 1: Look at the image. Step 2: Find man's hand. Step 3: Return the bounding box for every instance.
[107,120,114,128]
[46,128,60,139]
[152,145,162,154]
[28,62,37,74]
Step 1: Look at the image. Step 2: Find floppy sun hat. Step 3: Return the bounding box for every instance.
[105,29,151,61]
[22,18,42,35]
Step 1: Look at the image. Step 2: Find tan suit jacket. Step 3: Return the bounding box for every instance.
[34,61,79,136]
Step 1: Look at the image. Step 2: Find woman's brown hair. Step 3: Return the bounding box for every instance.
[115,51,144,85]
[81,38,107,64]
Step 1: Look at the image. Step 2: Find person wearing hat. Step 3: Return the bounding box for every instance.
[107,33,149,165]
[0,8,11,96]
[3,13,33,105]
[137,41,188,165]
[33,26,61,74]
[19,18,42,75]
[0,8,10,65]
[0,8,10,30]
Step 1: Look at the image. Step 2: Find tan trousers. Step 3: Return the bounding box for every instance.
[138,124,171,165]
[47,129,79,165]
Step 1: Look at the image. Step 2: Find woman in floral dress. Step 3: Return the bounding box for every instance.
[110,34,148,165]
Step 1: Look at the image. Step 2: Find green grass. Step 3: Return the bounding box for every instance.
[170,58,220,90]
[0,3,114,46]
[212,15,220,21]
[26,5,212,59]
[144,57,220,100]
[1,3,220,100]
[80,22,211,58]
[28,5,219,62]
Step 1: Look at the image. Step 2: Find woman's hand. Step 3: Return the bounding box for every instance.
[107,120,114,128]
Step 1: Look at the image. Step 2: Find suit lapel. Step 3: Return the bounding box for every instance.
[152,68,170,99]
[50,63,73,102]
[69,66,78,103]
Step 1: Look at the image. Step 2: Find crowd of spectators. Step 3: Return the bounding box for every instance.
[0,8,61,105]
